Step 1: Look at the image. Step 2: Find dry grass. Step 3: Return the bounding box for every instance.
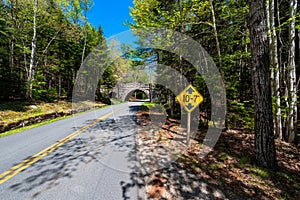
[0,100,103,126]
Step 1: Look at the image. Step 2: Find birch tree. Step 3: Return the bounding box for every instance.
[286,0,297,143]
[210,0,222,72]
[80,0,93,68]
[26,0,38,99]
[267,0,282,139]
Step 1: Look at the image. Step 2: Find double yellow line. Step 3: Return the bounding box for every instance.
[0,106,124,184]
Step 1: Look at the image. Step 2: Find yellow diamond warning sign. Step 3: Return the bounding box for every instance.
[176,84,203,113]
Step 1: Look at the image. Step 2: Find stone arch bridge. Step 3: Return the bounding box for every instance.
[112,83,153,101]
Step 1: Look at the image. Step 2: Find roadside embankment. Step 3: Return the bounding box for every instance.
[0,101,106,135]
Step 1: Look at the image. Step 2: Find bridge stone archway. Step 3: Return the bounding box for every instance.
[112,83,151,101]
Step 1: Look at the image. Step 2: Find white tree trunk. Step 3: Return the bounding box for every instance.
[9,36,14,73]
[58,74,62,98]
[210,1,222,71]
[80,0,90,69]
[26,0,38,99]
[287,0,297,143]
[268,0,282,139]
[81,32,87,67]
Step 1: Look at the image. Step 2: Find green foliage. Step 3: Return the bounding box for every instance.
[251,166,270,180]
[142,102,156,108]
[207,163,224,171]
[227,101,254,130]
[218,151,231,161]
[238,155,252,168]
[130,0,253,129]
[0,0,106,101]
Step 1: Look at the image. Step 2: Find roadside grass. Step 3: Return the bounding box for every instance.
[0,115,71,138]
[0,101,72,125]
[0,100,104,124]
[110,98,124,104]
[142,102,157,108]
[0,100,107,138]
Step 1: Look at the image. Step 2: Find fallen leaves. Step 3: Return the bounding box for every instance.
[136,105,300,199]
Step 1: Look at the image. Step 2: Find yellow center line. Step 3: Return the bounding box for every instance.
[0,105,126,184]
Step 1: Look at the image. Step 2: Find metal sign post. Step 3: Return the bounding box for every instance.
[187,112,191,145]
[176,84,203,146]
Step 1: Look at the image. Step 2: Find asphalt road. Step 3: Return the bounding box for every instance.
[0,102,146,200]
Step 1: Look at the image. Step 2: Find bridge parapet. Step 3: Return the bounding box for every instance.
[112,82,151,101]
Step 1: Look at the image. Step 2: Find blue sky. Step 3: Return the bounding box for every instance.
[87,0,134,38]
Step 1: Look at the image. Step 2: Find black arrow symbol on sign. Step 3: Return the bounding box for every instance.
[186,87,194,94]
[186,103,194,110]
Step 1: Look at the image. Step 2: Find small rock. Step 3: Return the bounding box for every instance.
[29,105,38,109]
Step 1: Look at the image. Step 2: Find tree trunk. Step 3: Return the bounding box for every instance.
[58,74,62,99]
[286,0,298,143]
[80,1,89,69]
[81,29,87,68]
[268,0,282,139]
[9,0,16,74]
[249,0,277,169]
[210,1,222,72]
[26,0,38,99]
[272,0,282,140]
[9,36,14,74]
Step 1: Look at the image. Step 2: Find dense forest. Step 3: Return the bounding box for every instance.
[0,0,299,169]
[129,0,299,165]
[0,0,126,102]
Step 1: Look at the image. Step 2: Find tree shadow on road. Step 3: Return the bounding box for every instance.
[7,105,146,199]
[119,105,231,200]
